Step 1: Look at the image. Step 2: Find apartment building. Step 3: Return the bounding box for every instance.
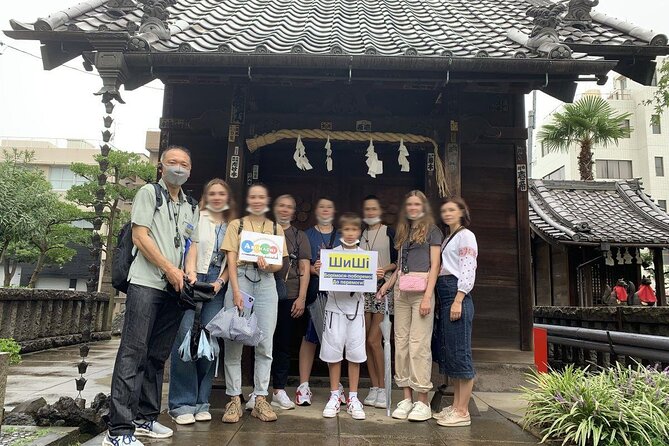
[533,60,669,212]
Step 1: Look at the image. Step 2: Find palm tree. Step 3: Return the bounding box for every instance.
[538,95,633,180]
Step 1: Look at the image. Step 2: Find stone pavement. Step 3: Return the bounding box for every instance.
[6,340,539,445]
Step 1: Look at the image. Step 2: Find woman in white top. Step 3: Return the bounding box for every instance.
[168,178,235,425]
[433,197,478,428]
[360,195,397,409]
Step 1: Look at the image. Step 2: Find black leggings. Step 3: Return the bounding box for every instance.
[271,298,295,389]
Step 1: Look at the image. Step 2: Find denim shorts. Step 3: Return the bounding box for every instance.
[433,275,476,379]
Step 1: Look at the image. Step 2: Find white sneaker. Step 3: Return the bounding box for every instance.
[347,397,366,420]
[271,389,296,410]
[338,383,346,404]
[374,388,387,408]
[391,398,414,420]
[103,434,144,446]
[433,405,454,420]
[245,392,256,411]
[363,387,378,406]
[295,383,312,406]
[132,420,173,439]
[322,394,341,418]
[437,410,471,427]
[407,401,432,422]
[194,411,212,422]
[171,413,196,425]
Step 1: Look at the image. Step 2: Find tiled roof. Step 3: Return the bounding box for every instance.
[7,0,668,58]
[529,179,669,246]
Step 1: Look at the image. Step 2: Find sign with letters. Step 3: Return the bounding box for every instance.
[239,230,284,265]
[319,249,378,293]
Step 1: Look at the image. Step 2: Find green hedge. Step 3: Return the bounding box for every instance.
[522,364,669,446]
[0,338,22,365]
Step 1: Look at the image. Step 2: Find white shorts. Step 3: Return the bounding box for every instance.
[319,311,367,364]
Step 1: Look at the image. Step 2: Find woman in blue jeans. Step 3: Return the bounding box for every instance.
[168,178,235,425]
[433,197,478,428]
[220,183,288,423]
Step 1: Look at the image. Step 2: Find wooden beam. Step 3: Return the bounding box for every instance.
[513,94,533,351]
[654,248,666,306]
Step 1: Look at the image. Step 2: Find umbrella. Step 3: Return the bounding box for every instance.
[380,293,393,417]
[307,292,328,344]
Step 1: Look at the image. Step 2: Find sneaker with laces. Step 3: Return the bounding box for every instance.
[102,434,144,446]
[391,398,414,420]
[251,396,278,422]
[245,392,256,411]
[347,397,366,420]
[171,413,196,425]
[271,389,296,410]
[374,388,387,409]
[222,396,242,423]
[132,420,173,439]
[433,405,454,420]
[407,401,432,422]
[338,383,346,404]
[363,387,378,406]
[437,410,471,427]
[295,383,312,406]
[194,411,212,422]
[322,394,341,418]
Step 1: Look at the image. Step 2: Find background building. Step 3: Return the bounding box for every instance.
[0,137,150,290]
[533,58,669,212]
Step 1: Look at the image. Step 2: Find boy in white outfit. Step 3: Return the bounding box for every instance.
[315,213,383,420]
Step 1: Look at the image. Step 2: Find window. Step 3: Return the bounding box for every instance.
[659,200,667,212]
[541,141,549,157]
[656,157,665,177]
[618,77,627,90]
[652,115,662,134]
[620,119,631,138]
[595,160,633,179]
[49,166,86,191]
[543,166,566,180]
[68,279,78,290]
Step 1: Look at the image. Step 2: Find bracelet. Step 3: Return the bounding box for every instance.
[216,278,225,284]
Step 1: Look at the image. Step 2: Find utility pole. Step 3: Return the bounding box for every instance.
[527,90,537,178]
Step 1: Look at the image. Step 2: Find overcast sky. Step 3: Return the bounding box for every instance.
[0,0,667,154]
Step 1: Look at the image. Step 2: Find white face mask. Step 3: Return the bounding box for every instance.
[340,238,360,247]
[363,217,381,226]
[276,217,291,225]
[247,206,269,216]
[408,212,425,221]
[317,217,334,225]
[206,204,229,213]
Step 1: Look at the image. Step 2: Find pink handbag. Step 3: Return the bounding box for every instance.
[397,245,428,292]
[398,272,428,292]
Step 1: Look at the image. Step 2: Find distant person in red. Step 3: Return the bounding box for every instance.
[637,277,657,306]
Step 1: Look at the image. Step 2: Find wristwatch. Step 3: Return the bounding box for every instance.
[216,278,226,285]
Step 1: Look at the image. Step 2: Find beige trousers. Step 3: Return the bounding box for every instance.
[393,288,435,393]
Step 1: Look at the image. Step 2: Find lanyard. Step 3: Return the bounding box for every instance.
[363,225,382,251]
[213,223,224,252]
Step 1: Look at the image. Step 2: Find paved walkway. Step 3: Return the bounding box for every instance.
[6,340,539,445]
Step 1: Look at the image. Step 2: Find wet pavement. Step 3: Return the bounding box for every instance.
[6,340,539,445]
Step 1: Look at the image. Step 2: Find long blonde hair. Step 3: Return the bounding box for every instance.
[394,190,435,249]
[199,178,236,222]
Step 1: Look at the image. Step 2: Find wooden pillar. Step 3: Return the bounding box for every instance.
[654,248,666,306]
[224,84,248,205]
[513,94,533,351]
[445,121,461,198]
[157,84,175,165]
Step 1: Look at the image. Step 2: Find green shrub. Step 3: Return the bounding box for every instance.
[522,363,669,446]
[0,338,22,365]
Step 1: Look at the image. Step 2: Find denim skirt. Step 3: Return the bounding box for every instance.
[433,275,476,379]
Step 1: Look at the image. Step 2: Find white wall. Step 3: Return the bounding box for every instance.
[0,265,23,287]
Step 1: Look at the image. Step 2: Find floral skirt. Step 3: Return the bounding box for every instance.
[364,291,394,314]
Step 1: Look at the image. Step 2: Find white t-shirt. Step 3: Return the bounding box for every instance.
[439,228,478,294]
[325,245,365,316]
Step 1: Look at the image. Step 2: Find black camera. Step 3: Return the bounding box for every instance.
[210,252,224,267]
[289,253,298,261]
